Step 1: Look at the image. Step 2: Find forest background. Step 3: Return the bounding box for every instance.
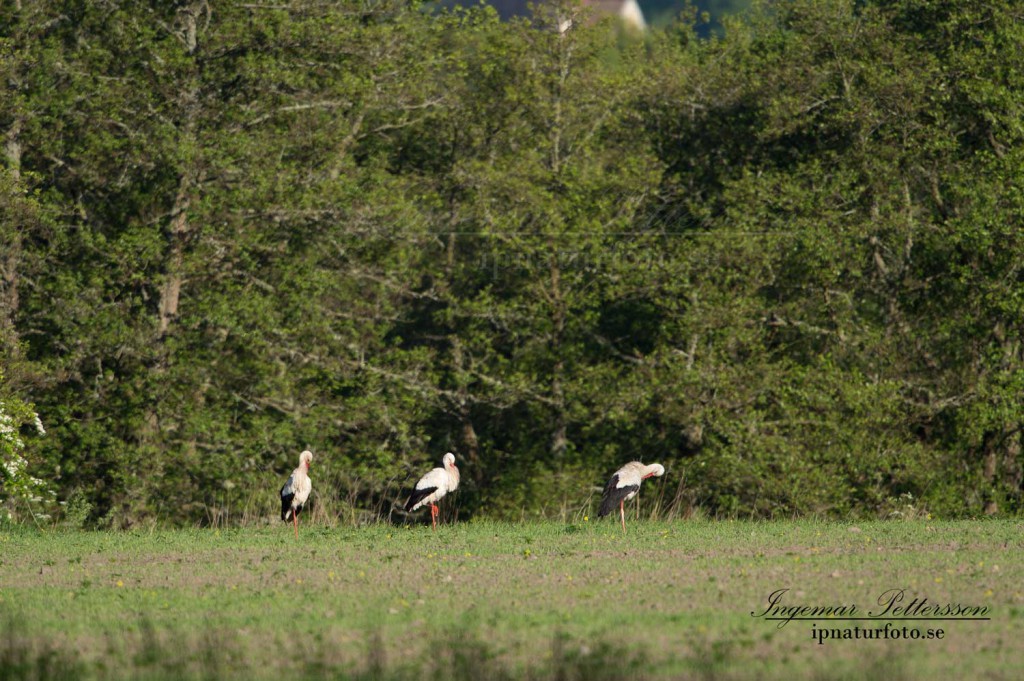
[1,0,1022,527]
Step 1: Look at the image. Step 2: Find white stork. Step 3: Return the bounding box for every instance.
[405,452,460,530]
[280,450,313,538]
[598,461,665,533]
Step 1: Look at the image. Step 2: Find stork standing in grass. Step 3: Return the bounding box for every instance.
[405,453,460,530]
[598,462,665,533]
[280,450,313,538]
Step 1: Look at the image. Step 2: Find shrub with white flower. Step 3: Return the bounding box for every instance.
[0,375,55,523]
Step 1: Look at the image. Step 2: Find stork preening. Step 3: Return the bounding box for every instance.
[405,453,460,530]
[598,462,665,533]
[280,450,313,538]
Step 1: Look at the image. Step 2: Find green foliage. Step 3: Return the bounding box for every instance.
[1,0,1022,523]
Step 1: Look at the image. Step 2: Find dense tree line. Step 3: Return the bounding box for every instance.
[1,0,1021,526]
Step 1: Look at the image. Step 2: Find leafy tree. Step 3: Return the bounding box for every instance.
[2,0,1021,524]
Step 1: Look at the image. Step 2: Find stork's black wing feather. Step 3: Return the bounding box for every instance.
[405,486,438,512]
[598,474,640,517]
[280,476,295,521]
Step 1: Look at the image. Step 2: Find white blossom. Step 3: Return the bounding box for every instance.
[1,399,56,523]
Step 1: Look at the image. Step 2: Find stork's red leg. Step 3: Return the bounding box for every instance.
[293,510,298,539]
[430,503,438,531]
[620,500,626,534]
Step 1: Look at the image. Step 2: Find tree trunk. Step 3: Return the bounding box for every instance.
[1005,429,1022,502]
[144,4,203,446]
[156,3,204,342]
[158,176,191,339]
[461,418,480,482]
[1,117,24,356]
[549,250,567,459]
[982,436,999,514]
[984,337,1024,515]
[450,336,482,483]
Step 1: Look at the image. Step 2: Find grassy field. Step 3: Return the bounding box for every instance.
[1,518,1022,680]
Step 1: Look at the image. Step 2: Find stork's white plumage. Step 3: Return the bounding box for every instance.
[405,452,460,530]
[280,450,313,538]
[597,461,664,533]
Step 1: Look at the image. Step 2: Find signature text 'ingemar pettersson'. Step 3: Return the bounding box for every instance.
[750,588,990,644]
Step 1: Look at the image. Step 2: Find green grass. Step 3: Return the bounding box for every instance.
[1,519,1022,680]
